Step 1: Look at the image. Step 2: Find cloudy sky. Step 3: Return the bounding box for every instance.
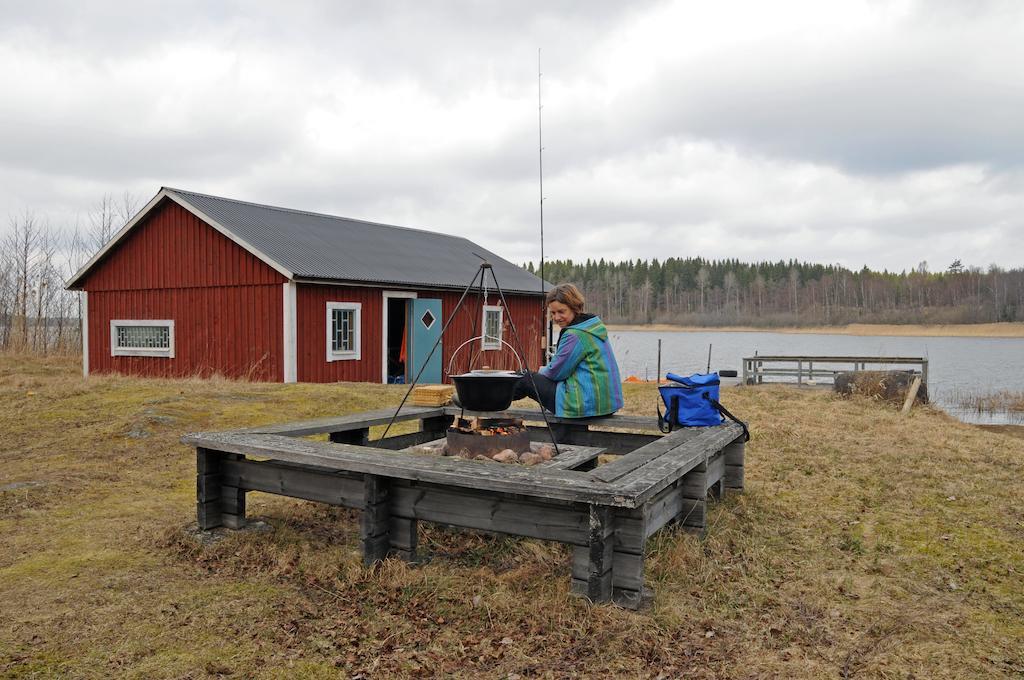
[2,0,1022,273]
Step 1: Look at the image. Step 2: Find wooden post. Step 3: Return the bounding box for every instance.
[901,376,922,415]
[388,516,418,562]
[679,462,707,535]
[197,449,247,530]
[571,505,614,603]
[361,475,391,564]
[797,360,803,385]
[921,360,929,389]
[723,440,745,491]
[611,509,647,609]
[196,448,222,530]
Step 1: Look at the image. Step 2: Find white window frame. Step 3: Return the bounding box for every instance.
[481,305,503,350]
[110,319,175,358]
[326,302,362,362]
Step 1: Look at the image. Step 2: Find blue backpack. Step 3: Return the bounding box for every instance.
[657,372,750,440]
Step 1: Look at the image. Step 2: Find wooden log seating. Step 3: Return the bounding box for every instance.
[182,406,745,609]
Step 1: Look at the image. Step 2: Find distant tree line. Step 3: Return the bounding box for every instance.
[0,193,140,354]
[527,257,1024,326]
[4,190,1022,358]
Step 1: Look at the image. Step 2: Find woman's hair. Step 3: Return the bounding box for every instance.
[545,283,585,314]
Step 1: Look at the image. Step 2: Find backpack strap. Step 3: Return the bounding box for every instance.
[657,394,679,433]
[702,392,751,442]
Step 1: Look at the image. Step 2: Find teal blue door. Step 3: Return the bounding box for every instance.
[408,298,442,383]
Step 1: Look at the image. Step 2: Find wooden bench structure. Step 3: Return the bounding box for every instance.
[182,406,745,609]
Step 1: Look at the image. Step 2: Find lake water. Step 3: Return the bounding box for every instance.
[607,329,1024,425]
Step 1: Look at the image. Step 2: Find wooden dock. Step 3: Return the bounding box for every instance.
[741,354,928,387]
[183,406,745,609]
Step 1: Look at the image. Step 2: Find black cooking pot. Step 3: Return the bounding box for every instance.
[451,369,522,411]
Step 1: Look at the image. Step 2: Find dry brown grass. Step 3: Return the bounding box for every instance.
[2,355,1023,678]
[609,322,1024,338]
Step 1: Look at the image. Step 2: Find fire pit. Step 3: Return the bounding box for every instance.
[184,405,746,609]
[446,416,532,459]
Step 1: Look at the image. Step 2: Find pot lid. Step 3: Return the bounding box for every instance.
[452,369,520,378]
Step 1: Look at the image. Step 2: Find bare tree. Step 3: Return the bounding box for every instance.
[696,266,710,315]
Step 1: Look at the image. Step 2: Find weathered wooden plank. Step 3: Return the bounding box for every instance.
[613,513,645,553]
[643,484,686,538]
[723,441,745,466]
[196,448,220,475]
[527,427,660,454]
[725,464,744,490]
[590,427,707,483]
[443,407,664,433]
[678,497,705,530]
[196,473,221,501]
[389,483,590,545]
[182,431,638,507]
[901,376,923,415]
[220,459,364,507]
[226,406,445,437]
[372,430,450,451]
[196,500,221,530]
[617,424,744,505]
[220,485,246,529]
[540,446,603,471]
[572,549,644,592]
[677,451,725,497]
[573,505,614,602]
[420,415,452,437]
[389,516,418,561]
[570,573,613,601]
[612,587,650,610]
[197,448,223,529]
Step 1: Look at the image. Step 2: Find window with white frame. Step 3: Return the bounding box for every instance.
[110,320,175,358]
[326,302,361,361]
[482,305,503,350]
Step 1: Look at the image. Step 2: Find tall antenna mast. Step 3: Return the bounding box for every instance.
[538,48,552,359]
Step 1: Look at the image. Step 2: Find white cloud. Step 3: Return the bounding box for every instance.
[0,0,1021,274]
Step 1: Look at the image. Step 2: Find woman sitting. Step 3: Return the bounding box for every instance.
[513,283,624,417]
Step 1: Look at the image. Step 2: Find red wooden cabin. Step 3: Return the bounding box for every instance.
[66,188,548,383]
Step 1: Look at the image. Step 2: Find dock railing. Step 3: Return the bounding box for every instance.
[741,355,928,387]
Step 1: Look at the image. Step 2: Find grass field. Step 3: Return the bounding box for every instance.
[2,354,1023,678]
[608,322,1024,338]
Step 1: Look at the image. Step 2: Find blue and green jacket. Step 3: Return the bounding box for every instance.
[539,314,624,418]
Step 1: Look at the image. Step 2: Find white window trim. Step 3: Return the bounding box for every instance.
[283,282,297,383]
[481,305,503,350]
[326,302,362,362]
[82,293,89,376]
[110,319,175,358]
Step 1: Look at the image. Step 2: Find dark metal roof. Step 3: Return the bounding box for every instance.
[169,188,549,295]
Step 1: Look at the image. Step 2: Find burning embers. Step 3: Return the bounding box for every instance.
[409,417,555,465]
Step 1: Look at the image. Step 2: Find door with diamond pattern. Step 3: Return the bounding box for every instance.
[408,298,442,383]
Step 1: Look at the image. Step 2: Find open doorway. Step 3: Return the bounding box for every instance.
[385,296,408,383]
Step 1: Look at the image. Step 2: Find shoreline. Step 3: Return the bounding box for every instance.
[606,322,1024,338]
